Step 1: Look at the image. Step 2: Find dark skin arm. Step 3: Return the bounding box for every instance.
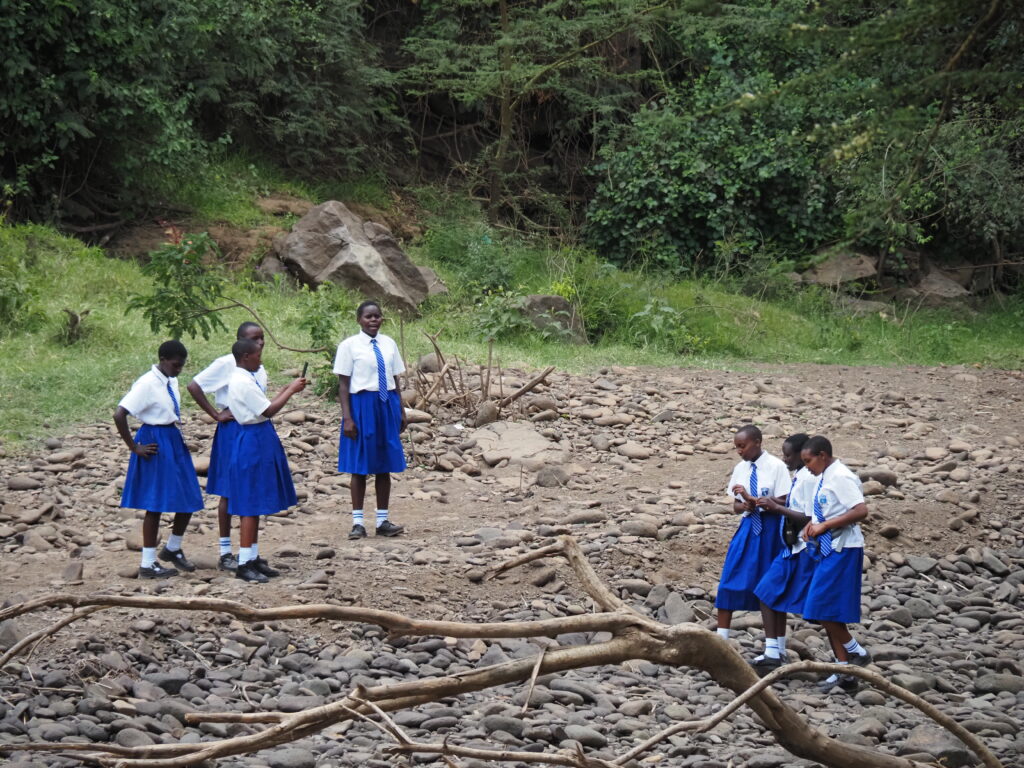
[338,374,357,439]
[730,484,755,514]
[757,495,812,525]
[185,381,234,423]
[395,374,407,433]
[113,406,157,458]
[262,378,307,418]
[802,502,869,541]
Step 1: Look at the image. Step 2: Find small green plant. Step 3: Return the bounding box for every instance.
[627,299,707,355]
[0,226,39,332]
[474,290,532,340]
[127,229,229,340]
[297,283,351,398]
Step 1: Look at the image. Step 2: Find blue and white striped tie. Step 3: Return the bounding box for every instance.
[166,381,180,421]
[813,475,832,559]
[749,462,761,535]
[371,338,388,401]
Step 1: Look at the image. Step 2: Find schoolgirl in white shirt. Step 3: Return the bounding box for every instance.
[186,322,267,571]
[114,340,204,579]
[800,435,871,691]
[334,300,407,541]
[221,338,306,583]
[752,432,816,673]
[715,425,791,654]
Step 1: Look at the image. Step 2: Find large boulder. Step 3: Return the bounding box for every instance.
[273,202,429,314]
[803,250,878,286]
[521,295,586,344]
[903,262,971,306]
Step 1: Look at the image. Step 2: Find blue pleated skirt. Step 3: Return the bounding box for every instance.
[802,547,864,624]
[121,424,204,514]
[337,390,407,475]
[204,419,240,498]
[224,421,297,517]
[755,548,818,614]
[715,513,785,611]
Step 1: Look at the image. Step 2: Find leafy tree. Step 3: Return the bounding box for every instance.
[400,0,672,225]
[1,0,394,220]
[585,0,1023,271]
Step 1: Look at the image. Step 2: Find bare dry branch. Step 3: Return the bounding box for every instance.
[498,366,555,408]
[0,606,107,668]
[0,535,1001,768]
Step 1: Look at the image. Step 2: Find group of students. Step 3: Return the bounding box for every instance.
[115,301,409,584]
[714,425,871,691]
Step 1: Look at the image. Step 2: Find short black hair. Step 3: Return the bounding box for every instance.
[232,338,261,361]
[237,321,262,338]
[783,433,810,453]
[356,300,381,319]
[735,425,762,442]
[158,340,188,361]
[803,435,833,457]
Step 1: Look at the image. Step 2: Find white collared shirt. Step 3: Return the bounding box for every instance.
[221,367,271,425]
[785,466,815,554]
[727,451,791,518]
[118,365,182,425]
[191,353,267,408]
[333,331,406,393]
[808,459,865,550]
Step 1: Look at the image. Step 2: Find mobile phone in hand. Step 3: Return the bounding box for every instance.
[301,362,308,378]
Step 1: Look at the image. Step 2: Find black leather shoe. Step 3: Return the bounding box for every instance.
[348,524,367,540]
[158,547,196,572]
[235,561,269,583]
[138,563,178,579]
[848,651,872,667]
[376,520,404,537]
[218,553,238,572]
[252,557,279,577]
[750,655,783,677]
[818,673,859,693]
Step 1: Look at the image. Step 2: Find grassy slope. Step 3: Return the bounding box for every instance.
[2,162,1022,447]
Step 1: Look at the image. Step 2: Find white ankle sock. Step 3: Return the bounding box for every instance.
[352,509,364,525]
[717,628,730,640]
[166,533,183,551]
[843,638,866,656]
[141,547,156,568]
[219,537,232,555]
[238,546,254,565]
[778,636,787,655]
[765,638,780,659]
[376,508,388,525]
[252,542,259,558]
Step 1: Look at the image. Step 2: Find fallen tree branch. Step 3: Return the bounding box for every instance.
[0,535,1002,768]
[499,366,555,408]
[0,606,107,668]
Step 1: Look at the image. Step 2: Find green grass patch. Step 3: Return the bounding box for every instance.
[135,152,394,228]
[2,213,1023,449]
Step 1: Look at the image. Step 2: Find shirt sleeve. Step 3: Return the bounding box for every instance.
[231,374,272,423]
[118,377,151,418]
[190,357,233,393]
[727,464,744,499]
[390,339,406,376]
[832,471,865,511]
[770,462,792,497]
[333,339,353,376]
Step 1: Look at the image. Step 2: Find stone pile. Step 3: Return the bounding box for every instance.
[1,362,1022,767]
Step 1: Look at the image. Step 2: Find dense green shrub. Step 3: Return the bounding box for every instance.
[586,69,835,272]
[1,0,393,216]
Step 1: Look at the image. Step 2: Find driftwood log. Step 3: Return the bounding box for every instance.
[0,536,1002,768]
